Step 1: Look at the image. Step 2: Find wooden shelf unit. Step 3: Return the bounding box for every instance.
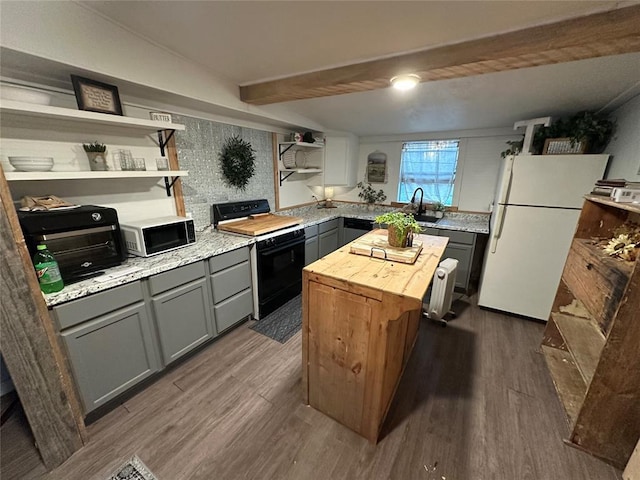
[542,195,640,469]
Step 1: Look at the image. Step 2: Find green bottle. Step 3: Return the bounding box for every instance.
[33,244,64,293]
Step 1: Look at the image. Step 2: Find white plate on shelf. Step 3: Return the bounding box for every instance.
[8,156,54,172]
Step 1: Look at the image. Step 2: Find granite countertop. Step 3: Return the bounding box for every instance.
[43,204,489,307]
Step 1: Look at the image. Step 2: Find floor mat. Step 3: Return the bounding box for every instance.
[108,456,157,480]
[250,295,301,343]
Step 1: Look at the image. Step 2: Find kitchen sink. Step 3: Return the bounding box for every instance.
[413,213,440,223]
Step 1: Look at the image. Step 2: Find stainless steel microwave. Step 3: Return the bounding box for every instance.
[120,216,196,257]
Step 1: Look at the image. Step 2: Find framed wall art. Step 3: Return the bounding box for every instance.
[366,150,388,183]
[71,75,123,115]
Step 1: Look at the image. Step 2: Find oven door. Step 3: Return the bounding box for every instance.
[256,236,305,318]
[37,225,126,282]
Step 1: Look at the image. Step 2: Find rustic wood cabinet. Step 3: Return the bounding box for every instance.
[303,229,448,442]
[541,195,640,469]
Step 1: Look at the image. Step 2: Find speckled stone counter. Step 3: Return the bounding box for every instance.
[43,204,489,307]
[43,230,253,307]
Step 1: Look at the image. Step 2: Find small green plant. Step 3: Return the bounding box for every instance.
[431,201,446,212]
[375,212,422,247]
[220,135,256,191]
[533,111,616,154]
[501,138,524,158]
[82,141,106,153]
[357,181,387,204]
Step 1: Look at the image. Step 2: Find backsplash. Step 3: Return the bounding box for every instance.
[173,115,275,230]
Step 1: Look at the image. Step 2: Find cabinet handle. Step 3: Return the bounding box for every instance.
[586,263,593,270]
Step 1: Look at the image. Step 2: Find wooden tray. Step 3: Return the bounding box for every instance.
[217,214,302,236]
[349,233,423,264]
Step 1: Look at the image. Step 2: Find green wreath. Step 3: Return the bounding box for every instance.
[220,135,256,190]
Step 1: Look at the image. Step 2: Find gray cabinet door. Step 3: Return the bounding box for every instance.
[61,302,159,413]
[305,235,319,265]
[443,243,473,291]
[151,278,213,365]
[319,228,339,258]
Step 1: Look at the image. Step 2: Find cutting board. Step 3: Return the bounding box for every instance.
[217,214,303,236]
[349,230,423,264]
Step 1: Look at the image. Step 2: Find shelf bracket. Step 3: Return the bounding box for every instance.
[158,129,176,157]
[164,176,180,196]
[278,144,294,159]
[279,171,295,186]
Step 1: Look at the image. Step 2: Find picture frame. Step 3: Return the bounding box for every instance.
[366,150,388,183]
[70,75,123,115]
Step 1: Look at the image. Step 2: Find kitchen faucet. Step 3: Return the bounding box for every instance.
[410,187,424,215]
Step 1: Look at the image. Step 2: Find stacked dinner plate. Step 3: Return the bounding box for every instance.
[8,156,54,172]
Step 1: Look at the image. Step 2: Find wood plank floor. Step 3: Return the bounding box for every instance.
[1,296,622,480]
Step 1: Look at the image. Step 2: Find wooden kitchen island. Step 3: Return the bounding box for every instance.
[302,229,448,443]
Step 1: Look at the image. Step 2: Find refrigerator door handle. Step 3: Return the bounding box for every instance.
[489,204,506,253]
[496,156,514,205]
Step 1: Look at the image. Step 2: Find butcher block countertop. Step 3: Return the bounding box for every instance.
[304,229,449,300]
[216,213,303,236]
[302,229,448,443]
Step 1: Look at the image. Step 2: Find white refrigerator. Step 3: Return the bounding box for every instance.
[477,154,609,321]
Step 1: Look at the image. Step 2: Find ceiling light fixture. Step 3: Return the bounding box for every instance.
[390,74,421,91]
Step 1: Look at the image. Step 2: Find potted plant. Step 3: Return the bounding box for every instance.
[357,181,387,210]
[374,212,422,248]
[431,201,447,218]
[82,141,108,171]
[533,111,616,154]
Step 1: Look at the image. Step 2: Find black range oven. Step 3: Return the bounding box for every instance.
[256,228,305,319]
[212,199,305,320]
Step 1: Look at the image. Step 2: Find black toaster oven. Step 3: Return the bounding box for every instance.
[18,205,127,283]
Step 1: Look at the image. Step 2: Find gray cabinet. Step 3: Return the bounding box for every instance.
[421,227,478,293]
[305,224,320,265]
[209,247,253,333]
[148,261,214,365]
[60,299,159,413]
[318,218,339,258]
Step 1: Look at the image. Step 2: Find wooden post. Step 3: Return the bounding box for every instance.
[0,166,85,469]
[166,130,186,217]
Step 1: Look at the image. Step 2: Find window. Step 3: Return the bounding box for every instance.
[397,140,459,206]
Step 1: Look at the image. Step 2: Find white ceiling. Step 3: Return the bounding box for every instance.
[80,1,640,135]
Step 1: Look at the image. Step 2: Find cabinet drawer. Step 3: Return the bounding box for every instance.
[562,239,632,335]
[421,227,439,236]
[148,261,205,296]
[318,219,339,234]
[305,224,318,237]
[214,288,253,333]
[210,261,252,303]
[208,247,250,274]
[54,282,143,330]
[438,229,475,245]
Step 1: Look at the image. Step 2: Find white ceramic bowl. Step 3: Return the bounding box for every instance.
[8,156,54,172]
[1,85,52,105]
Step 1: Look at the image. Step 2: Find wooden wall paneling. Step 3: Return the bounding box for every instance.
[0,166,86,470]
[166,130,186,217]
[240,6,640,105]
[272,132,280,211]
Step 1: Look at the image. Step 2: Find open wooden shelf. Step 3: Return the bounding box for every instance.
[0,100,185,133]
[541,344,586,427]
[551,312,605,385]
[4,170,187,181]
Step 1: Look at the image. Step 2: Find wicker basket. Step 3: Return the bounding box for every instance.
[543,137,588,155]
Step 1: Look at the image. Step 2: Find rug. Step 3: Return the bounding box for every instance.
[108,456,158,480]
[250,294,301,343]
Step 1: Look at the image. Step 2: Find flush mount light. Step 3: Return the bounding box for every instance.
[390,74,421,91]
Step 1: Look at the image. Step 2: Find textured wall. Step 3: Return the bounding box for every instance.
[173,115,275,230]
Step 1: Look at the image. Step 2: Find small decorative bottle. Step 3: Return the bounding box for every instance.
[33,244,64,293]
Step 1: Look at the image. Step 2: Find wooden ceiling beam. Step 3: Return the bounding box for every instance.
[240,5,640,105]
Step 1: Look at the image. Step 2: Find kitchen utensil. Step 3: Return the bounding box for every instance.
[8,156,54,172]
